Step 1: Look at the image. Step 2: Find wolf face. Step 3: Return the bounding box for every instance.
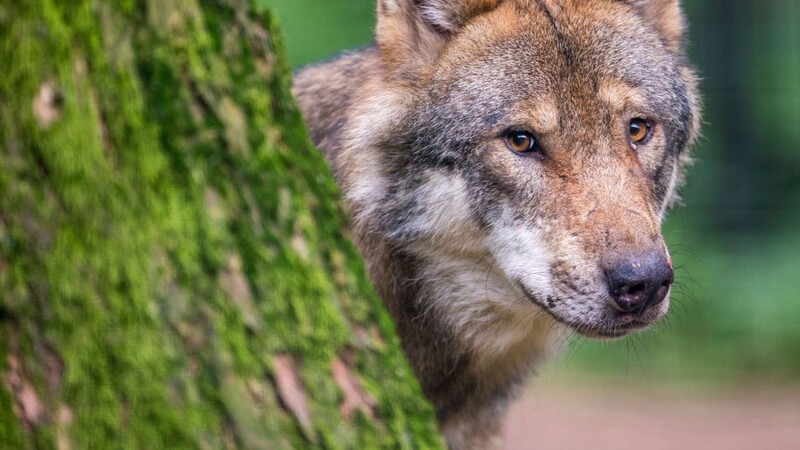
[294,0,700,446]
[370,0,699,342]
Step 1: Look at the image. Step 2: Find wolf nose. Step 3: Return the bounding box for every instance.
[605,251,674,314]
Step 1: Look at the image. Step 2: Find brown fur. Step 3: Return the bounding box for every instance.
[294,0,700,447]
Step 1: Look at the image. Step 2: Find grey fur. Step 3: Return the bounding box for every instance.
[293,0,700,447]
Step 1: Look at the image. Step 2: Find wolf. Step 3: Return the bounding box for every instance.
[293,0,700,447]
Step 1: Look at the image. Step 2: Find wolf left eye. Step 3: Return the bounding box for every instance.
[504,131,540,155]
[629,118,653,144]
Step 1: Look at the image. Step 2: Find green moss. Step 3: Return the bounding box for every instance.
[0,0,442,448]
[0,340,25,450]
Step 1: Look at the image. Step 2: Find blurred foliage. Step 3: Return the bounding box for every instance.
[257,0,374,67]
[263,0,800,382]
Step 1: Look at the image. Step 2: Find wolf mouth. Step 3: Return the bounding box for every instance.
[518,284,655,339]
[570,321,651,339]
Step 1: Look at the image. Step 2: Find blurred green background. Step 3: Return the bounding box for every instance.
[261,0,800,384]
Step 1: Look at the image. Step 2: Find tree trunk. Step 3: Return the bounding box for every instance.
[0,0,442,448]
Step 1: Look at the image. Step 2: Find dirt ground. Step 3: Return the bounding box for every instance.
[504,379,800,450]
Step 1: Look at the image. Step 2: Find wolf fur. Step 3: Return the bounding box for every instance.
[293,0,700,447]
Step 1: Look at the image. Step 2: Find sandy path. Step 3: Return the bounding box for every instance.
[504,380,800,450]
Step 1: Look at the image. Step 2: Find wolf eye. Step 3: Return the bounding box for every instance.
[504,131,539,154]
[629,118,653,144]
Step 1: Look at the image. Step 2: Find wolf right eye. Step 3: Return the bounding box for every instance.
[504,131,540,156]
[629,118,653,145]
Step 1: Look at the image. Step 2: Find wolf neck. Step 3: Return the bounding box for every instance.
[392,241,562,394]
[366,232,563,446]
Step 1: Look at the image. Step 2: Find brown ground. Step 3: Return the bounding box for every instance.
[504,378,800,450]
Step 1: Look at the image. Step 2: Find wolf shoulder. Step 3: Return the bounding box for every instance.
[292,47,383,159]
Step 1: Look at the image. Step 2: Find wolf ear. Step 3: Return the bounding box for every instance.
[621,0,687,53]
[376,0,501,74]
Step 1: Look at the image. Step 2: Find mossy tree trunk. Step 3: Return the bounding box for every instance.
[0,0,442,448]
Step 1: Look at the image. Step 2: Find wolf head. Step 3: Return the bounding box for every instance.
[358,0,700,342]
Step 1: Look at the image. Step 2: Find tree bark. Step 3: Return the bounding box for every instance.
[0,0,442,448]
